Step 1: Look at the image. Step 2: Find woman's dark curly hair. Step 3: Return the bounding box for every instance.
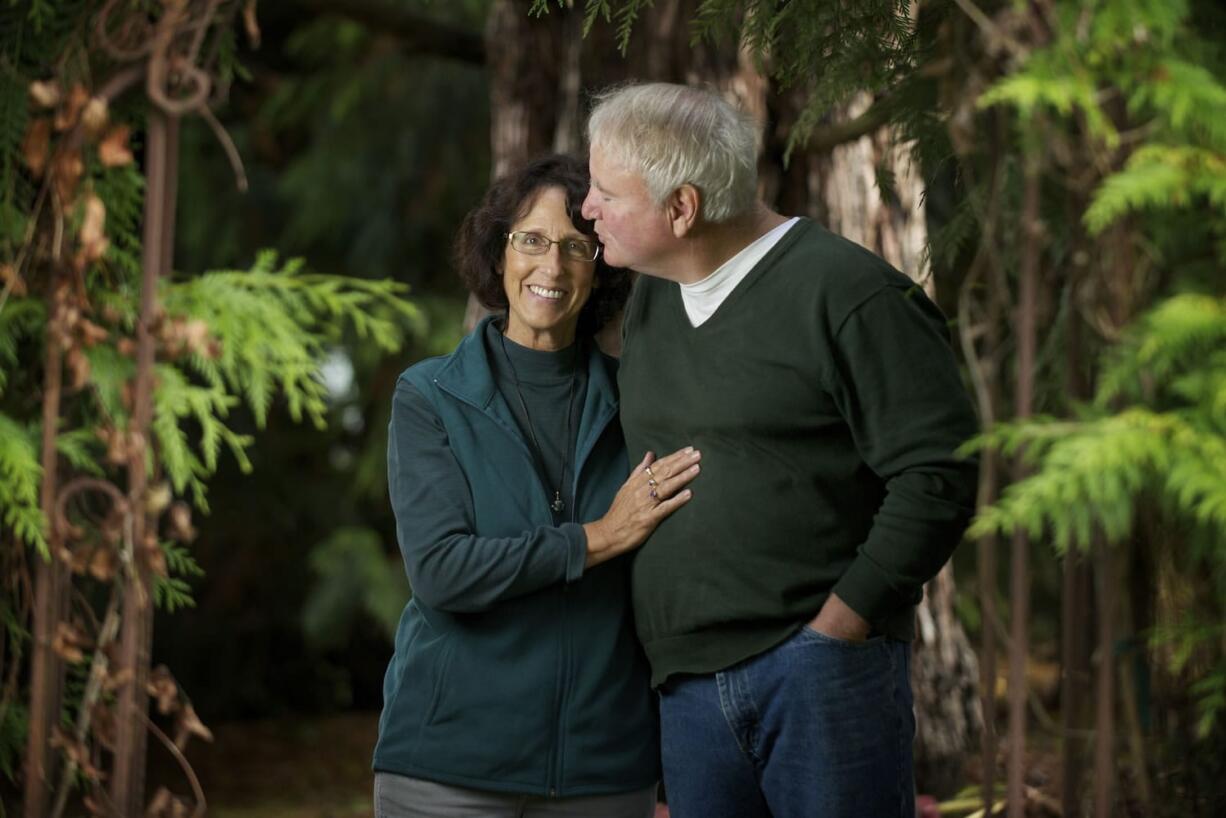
[454,153,632,338]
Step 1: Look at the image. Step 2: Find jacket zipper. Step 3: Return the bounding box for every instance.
[435,377,620,798]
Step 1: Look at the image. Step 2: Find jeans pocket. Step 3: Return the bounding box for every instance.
[799,624,884,648]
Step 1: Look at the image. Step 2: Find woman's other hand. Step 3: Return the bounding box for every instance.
[583,448,700,568]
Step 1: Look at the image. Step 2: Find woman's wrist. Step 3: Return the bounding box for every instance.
[582,519,614,568]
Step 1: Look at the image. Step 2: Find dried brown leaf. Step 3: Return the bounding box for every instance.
[175,703,213,750]
[104,666,135,693]
[52,622,90,663]
[21,117,51,176]
[243,1,261,48]
[0,263,28,297]
[54,83,89,131]
[100,508,126,545]
[65,346,92,390]
[78,194,107,259]
[66,545,91,575]
[98,124,134,167]
[51,151,84,206]
[87,544,118,582]
[83,794,109,816]
[78,318,110,346]
[28,79,61,108]
[146,787,191,818]
[147,665,179,714]
[167,502,197,543]
[50,726,104,780]
[143,540,168,578]
[81,96,108,135]
[90,700,118,749]
[104,426,129,465]
[146,482,173,515]
[183,318,211,357]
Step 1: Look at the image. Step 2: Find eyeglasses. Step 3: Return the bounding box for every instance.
[505,231,601,262]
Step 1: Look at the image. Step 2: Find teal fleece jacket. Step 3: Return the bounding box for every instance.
[374,316,659,796]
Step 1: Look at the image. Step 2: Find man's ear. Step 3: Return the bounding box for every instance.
[666,184,701,238]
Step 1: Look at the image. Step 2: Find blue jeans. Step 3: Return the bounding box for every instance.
[658,626,915,818]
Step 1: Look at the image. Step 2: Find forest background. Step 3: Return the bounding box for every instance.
[1,1,1224,817]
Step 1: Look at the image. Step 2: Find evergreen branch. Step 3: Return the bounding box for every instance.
[1084,145,1226,234]
[162,251,421,429]
[0,412,47,555]
[968,408,1224,552]
[1097,294,1226,409]
[1128,59,1226,151]
[55,427,104,477]
[152,364,253,512]
[0,297,44,396]
[152,540,204,613]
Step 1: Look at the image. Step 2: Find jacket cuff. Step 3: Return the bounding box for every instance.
[831,554,907,625]
[559,523,587,583]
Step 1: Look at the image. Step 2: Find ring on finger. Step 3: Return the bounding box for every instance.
[647,477,658,489]
[644,464,655,478]
[649,489,659,500]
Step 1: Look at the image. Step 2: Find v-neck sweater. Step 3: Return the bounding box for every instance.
[618,219,980,687]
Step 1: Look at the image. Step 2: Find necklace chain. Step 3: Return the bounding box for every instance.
[498,331,578,518]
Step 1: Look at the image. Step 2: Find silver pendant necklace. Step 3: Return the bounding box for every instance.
[498,331,578,516]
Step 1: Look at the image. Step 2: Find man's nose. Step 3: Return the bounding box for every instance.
[580,188,598,221]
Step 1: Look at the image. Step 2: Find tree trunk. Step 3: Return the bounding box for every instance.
[1062,294,1094,818]
[1093,540,1117,818]
[1006,146,1042,818]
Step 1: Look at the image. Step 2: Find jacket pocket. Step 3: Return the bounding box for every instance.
[422,633,456,727]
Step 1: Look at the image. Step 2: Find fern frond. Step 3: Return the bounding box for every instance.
[1085,145,1226,234]
[1128,59,1226,151]
[55,425,104,477]
[0,412,47,555]
[83,344,134,424]
[968,408,1224,552]
[978,51,1118,146]
[152,540,203,613]
[151,364,253,511]
[0,297,45,396]
[162,251,421,429]
[1097,294,1226,408]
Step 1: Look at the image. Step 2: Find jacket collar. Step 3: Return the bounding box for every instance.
[433,315,619,461]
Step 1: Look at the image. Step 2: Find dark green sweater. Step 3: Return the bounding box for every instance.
[619,219,979,687]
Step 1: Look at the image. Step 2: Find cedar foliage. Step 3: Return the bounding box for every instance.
[968,293,1226,735]
[0,0,423,798]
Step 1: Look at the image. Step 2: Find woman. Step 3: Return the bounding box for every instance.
[373,154,701,818]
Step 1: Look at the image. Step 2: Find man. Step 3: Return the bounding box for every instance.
[580,82,980,818]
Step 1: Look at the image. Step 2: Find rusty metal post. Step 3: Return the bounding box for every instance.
[109,107,178,817]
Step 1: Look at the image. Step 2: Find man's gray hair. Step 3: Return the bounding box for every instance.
[587,83,759,223]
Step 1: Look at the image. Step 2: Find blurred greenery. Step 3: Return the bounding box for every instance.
[146,3,484,719]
